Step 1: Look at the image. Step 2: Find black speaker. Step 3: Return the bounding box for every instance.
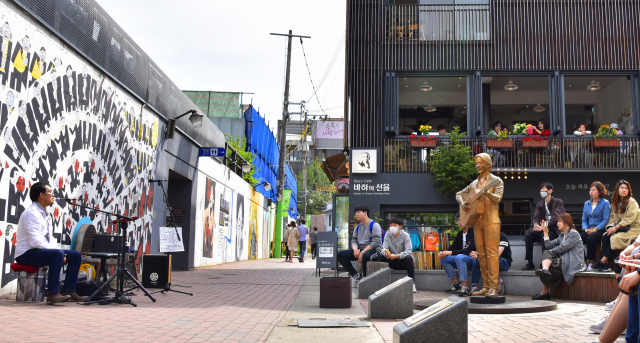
[76,280,108,299]
[142,254,171,289]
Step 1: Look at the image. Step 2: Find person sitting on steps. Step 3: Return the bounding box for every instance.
[375,216,416,293]
[439,212,476,297]
[523,182,565,270]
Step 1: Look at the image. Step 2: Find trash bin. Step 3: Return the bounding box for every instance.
[16,268,47,302]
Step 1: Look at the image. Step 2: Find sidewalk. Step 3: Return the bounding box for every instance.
[0,258,625,343]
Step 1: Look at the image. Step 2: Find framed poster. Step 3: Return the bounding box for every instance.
[351,148,378,174]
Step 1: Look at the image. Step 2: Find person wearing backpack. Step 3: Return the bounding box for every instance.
[375,216,416,293]
[337,204,383,287]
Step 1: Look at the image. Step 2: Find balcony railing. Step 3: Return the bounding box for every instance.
[383,136,640,173]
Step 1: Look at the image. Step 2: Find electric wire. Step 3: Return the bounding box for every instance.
[299,37,328,118]
[305,32,345,104]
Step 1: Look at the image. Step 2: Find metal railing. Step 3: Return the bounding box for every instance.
[382,136,640,173]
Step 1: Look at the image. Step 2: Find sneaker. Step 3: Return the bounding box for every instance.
[351,273,362,288]
[522,262,536,271]
[589,316,608,334]
[412,283,417,293]
[470,286,479,294]
[459,286,471,297]
[600,264,612,272]
[605,297,617,311]
[591,260,605,271]
[445,282,462,294]
[498,279,505,296]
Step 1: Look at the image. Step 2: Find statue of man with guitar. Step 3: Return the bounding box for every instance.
[456,153,504,298]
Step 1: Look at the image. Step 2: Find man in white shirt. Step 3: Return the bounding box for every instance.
[14,182,86,304]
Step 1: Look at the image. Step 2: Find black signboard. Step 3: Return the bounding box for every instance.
[316,231,338,277]
[512,201,532,215]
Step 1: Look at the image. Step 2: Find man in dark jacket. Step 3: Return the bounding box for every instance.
[438,213,476,296]
[523,182,565,270]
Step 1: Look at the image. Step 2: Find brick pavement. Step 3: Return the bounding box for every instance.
[0,258,314,343]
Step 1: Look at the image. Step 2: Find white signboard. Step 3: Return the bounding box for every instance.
[318,247,334,258]
[159,226,185,252]
[352,149,377,174]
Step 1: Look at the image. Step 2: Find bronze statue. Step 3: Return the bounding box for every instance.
[456,153,504,297]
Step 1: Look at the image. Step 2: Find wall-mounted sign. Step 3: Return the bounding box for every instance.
[351,148,377,174]
[316,121,344,139]
[199,147,226,157]
[172,208,185,217]
[512,201,531,215]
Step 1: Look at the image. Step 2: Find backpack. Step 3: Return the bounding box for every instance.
[355,220,385,245]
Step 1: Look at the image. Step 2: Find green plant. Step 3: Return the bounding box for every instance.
[419,125,432,136]
[513,122,531,135]
[225,135,259,186]
[594,124,622,139]
[428,126,477,196]
[371,211,384,224]
[296,157,333,215]
[488,130,511,140]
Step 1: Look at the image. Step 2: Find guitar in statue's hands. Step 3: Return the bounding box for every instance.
[459,178,501,228]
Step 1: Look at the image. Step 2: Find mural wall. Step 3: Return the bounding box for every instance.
[202,177,215,258]
[0,3,159,295]
[248,190,259,260]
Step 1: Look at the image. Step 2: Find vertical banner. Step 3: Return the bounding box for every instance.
[248,189,260,260]
[203,177,216,258]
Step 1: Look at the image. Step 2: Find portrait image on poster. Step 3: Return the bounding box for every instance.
[235,193,244,262]
[218,189,231,264]
[202,177,215,258]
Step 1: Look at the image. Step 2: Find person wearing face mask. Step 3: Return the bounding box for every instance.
[523,182,565,270]
[376,217,415,293]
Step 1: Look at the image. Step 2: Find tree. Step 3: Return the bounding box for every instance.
[428,126,477,196]
[225,135,259,186]
[297,157,333,215]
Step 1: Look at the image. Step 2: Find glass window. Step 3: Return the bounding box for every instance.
[564,76,633,135]
[485,76,550,135]
[398,77,468,135]
[333,196,349,251]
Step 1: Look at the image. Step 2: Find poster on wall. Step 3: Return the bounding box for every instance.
[159,226,184,252]
[217,189,230,264]
[235,193,245,262]
[351,149,377,174]
[0,3,160,294]
[203,177,216,258]
[262,205,269,259]
[248,190,260,260]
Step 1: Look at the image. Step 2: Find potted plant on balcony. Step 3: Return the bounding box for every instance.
[486,129,514,148]
[409,125,438,147]
[513,122,531,135]
[593,124,622,148]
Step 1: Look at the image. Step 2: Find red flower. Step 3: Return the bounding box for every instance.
[58,177,64,189]
[524,137,532,142]
[54,207,59,219]
[409,134,417,139]
[16,176,25,193]
[419,136,426,141]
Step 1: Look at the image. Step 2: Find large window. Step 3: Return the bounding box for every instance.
[485,76,550,134]
[564,76,633,135]
[398,77,468,135]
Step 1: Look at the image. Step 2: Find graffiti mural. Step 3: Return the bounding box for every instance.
[218,188,230,264]
[0,6,159,293]
[234,193,244,262]
[262,208,269,259]
[248,190,259,260]
[202,177,215,258]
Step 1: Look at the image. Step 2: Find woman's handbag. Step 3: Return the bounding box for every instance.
[606,225,631,234]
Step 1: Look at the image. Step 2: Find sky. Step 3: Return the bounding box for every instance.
[95,0,346,131]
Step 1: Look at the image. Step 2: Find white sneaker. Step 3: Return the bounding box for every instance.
[589,316,608,334]
[351,273,362,288]
[586,263,594,272]
[412,283,417,293]
[605,296,617,311]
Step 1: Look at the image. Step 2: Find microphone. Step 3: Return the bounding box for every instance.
[148,179,167,183]
[55,197,77,201]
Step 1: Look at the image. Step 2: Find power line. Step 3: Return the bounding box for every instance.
[305,32,345,104]
[299,38,328,118]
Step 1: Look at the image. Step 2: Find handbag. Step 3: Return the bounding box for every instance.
[424,232,440,252]
[606,225,631,234]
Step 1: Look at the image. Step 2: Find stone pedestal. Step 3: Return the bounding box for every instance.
[357,267,391,299]
[469,296,506,304]
[367,276,414,319]
[367,261,389,276]
[393,296,468,343]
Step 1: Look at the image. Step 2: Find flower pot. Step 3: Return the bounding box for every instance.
[410,138,437,147]
[594,138,620,148]
[521,138,549,148]
[486,139,514,149]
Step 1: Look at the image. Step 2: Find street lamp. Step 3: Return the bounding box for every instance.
[165,109,205,139]
[241,162,251,174]
[276,194,283,202]
[254,181,272,191]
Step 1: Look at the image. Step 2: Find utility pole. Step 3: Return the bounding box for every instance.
[302,107,309,220]
[271,30,310,259]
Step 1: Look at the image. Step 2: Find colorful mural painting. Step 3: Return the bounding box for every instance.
[0,3,159,292]
[202,177,215,258]
[248,189,259,260]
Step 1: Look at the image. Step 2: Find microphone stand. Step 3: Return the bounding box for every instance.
[62,199,156,306]
[149,180,193,296]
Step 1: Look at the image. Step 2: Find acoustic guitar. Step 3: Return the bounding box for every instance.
[459,178,501,227]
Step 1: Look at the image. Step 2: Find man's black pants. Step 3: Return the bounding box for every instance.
[524,228,559,263]
[310,243,317,259]
[337,249,376,277]
[376,254,415,279]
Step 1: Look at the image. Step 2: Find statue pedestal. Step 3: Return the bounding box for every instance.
[469,296,506,304]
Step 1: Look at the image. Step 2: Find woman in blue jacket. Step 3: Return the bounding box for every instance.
[580,181,611,270]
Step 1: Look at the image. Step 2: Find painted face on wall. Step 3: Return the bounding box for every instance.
[1,22,10,39]
[53,56,62,68]
[17,101,26,118]
[21,36,30,53]
[66,65,73,79]
[82,65,88,78]
[39,48,46,62]
[235,194,244,261]
[5,92,13,109]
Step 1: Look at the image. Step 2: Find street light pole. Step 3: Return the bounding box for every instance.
[271,30,310,259]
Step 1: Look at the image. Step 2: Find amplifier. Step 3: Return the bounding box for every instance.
[142,254,171,289]
[93,234,122,253]
[76,280,108,300]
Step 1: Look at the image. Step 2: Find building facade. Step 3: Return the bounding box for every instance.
[343,0,640,244]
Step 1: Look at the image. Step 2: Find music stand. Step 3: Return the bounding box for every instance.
[64,199,156,306]
[149,180,193,296]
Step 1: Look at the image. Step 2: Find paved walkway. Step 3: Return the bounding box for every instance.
[0,258,626,342]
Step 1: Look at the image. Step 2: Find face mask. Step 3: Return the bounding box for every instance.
[540,191,549,199]
[389,227,399,235]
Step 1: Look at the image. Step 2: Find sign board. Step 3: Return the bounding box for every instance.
[199,147,226,157]
[172,208,185,217]
[351,148,377,174]
[316,121,344,139]
[316,231,338,272]
[159,226,185,252]
[512,201,531,215]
